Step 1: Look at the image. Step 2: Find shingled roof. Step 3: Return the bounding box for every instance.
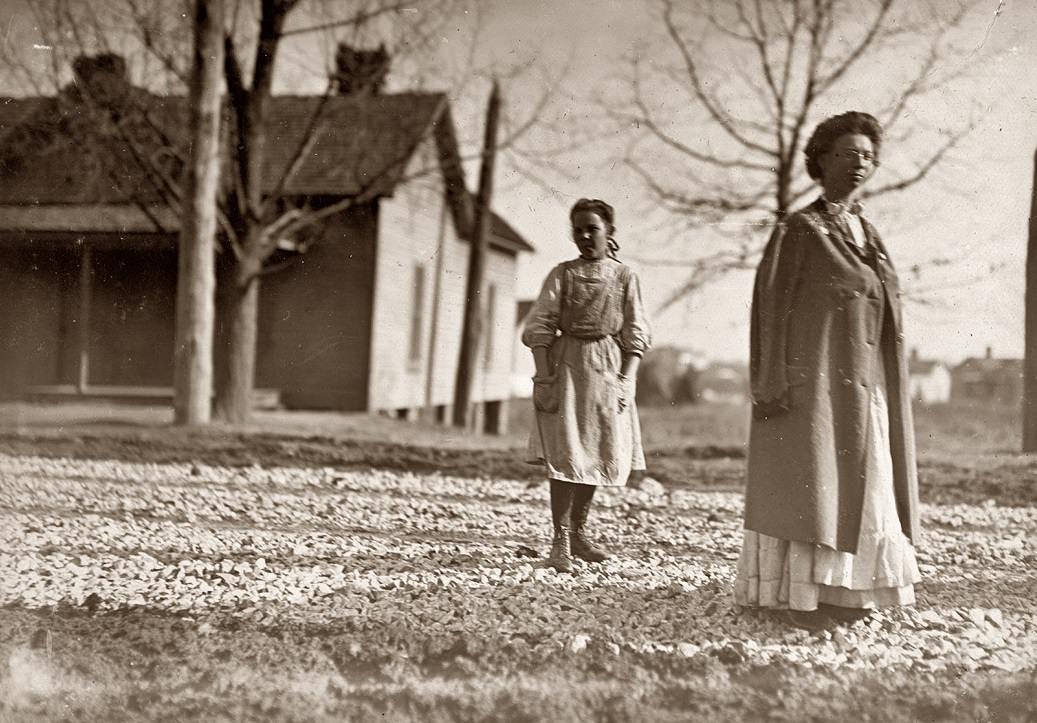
[0,90,533,253]
[908,358,945,375]
[0,92,445,202]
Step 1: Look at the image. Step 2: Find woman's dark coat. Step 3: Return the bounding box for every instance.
[745,198,920,554]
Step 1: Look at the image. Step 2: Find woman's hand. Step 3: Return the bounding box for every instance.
[532,374,559,413]
[617,353,640,413]
[617,373,635,413]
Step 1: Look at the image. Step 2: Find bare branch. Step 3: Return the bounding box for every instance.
[881,3,973,133]
[703,1,755,42]
[280,0,416,37]
[814,0,894,94]
[863,123,974,197]
[620,56,776,172]
[501,147,576,196]
[607,0,987,308]
[262,80,334,213]
[124,0,189,85]
[738,0,783,109]
[660,0,778,158]
[221,34,248,230]
[493,68,564,153]
[627,157,771,223]
[655,243,761,311]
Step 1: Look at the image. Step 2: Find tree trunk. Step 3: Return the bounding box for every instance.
[453,80,501,429]
[775,155,792,219]
[173,0,223,426]
[215,255,260,423]
[1024,147,1037,452]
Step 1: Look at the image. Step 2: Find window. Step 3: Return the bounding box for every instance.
[409,264,425,363]
[483,283,496,369]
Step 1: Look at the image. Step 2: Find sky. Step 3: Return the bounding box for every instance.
[462,0,1037,365]
[2,0,1034,365]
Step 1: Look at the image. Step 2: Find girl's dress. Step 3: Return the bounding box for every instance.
[735,205,920,611]
[522,257,651,487]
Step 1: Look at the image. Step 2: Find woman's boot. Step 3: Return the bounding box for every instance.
[570,485,609,562]
[546,480,575,573]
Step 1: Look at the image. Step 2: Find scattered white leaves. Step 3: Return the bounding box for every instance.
[0,452,1035,675]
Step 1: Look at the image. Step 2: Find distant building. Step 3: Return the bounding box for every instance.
[907,348,951,405]
[696,362,749,404]
[950,347,1023,406]
[637,346,698,406]
[0,55,533,430]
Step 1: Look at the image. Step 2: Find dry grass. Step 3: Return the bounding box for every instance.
[0,398,1031,506]
[913,400,1022,458]
[515,398,1024,458]
[2,397,1021,458]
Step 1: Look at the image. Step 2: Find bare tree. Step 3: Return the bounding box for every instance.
[1025,147,1037,453]
[209,0,446,422]
[453,79,501,429]
[174,0,224,426]
[1,0,564,424]
[610,0,984,307]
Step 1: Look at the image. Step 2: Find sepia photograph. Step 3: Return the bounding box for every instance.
[0,0,1034,720]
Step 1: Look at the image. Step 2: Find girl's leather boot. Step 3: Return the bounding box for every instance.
[570,484,609,562]
[546,480,575,573]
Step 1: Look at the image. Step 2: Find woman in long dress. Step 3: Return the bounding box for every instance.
[734,112,922,629]
[522,198,651,573]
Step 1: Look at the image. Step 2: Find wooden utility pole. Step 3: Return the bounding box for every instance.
[173,0,223,425]
[1024,147,1037,452]
[453,80,501,429]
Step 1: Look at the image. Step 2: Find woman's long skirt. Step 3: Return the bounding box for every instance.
[734,371,920,610]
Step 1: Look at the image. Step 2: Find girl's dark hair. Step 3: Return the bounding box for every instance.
[570,198,620,259]
[570,198,615,237]
[803,111,883,181]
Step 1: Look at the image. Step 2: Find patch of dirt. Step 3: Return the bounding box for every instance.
[3,451,1037,721]
[2,607,1036,722]
[2,429,1035,507]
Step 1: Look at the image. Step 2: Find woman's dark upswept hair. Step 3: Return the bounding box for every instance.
[570,198,620,259]
[803,111,883,181]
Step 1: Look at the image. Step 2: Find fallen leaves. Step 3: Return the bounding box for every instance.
[0,451,1035,681]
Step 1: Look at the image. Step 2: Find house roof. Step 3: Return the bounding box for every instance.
[951,357,1023,386]
[0,204,179,234]
[262,93,447,196]
[908,359,945,375]
[0,90,533,253]
[953,358,1023,374]
[491,212,532,252]
[0,92,444,201]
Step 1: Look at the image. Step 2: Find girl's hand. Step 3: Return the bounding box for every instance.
[532,374,559,413]
[617,373,635,412]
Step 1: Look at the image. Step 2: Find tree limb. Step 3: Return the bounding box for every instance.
[863,123,974,197]
[280,0,418,37]
[660,0,778,158]
[814,0,894,94]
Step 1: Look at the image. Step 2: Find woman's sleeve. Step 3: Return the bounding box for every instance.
[619,268,651,356]
[521,264,564,349]
[750,216,807,417]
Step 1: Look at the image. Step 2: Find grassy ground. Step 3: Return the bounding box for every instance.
[0,398,1031,507]
[0,396,1021,456]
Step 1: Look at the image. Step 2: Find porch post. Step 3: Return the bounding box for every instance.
[77,244,92,393]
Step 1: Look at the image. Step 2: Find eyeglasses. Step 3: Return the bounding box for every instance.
[833,148,878,164]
